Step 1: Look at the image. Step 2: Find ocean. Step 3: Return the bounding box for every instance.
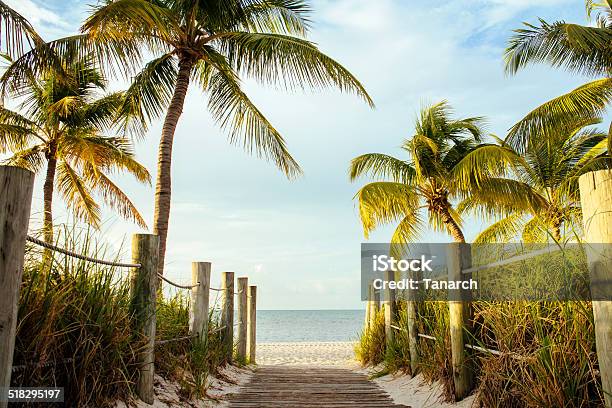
[255,310,364,343]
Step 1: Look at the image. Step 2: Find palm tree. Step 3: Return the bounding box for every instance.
[504,0,612,150]
[349,101,492,244]
[59,0,375,276]
[460,117,611,243]
[0,55,150,243]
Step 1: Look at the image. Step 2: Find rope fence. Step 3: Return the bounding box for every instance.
[157,273,199,290]
[155,334,198,346]
[26,235,140,268]
[391,324,504,356]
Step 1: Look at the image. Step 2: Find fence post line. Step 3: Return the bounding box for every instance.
[236,277,248,362]
[579,171,612,408]
[130,234,159,405]
[0,166,34,407]
[221,272,235,362]
[247,285,257,364]
[384,269,396,346]
[190,262,211,340]
[447,242,473,401]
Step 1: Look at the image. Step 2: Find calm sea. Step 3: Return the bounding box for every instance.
[255,310,364,343]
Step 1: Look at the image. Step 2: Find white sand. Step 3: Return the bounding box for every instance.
[114,365,253,408]
[256,341,358,367]
[374,372,476,408]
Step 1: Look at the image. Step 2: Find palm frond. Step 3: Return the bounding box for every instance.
[118,53,177,134]
[83,165,147,228]
[3,145,45,172]
[242,0,311,36]
[56,161,101,227]
[349,153,415,183]
[507,78,612,152]
[216,31,374,107]
[474,214,525,244]
[354,182,419,238]
[0,1,44,57]
[200,56,302,178]
[505,19,612,77]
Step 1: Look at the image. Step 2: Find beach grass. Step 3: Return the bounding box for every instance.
[12,226,227,406]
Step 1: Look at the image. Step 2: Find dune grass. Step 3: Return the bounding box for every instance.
[11,227,228,406]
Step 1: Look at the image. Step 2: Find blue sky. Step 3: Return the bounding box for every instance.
[6,0,591,309]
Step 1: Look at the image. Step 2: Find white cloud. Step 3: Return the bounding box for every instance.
[5,0,70,30]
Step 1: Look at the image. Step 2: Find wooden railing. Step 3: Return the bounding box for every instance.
[0,165,257,407]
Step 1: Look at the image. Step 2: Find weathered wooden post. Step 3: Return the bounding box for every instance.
[221,272,235,362]
[247,285,257,364]
[579,171,612,408]
[189,262,211,340]
[0,166,34,408]
[384,270,396,346]
[369,284,380,325]
[447,242,473,401]
[365,282,372,330]
[406,270,420,375]
[236,277,248,362]
[130,234,159,405]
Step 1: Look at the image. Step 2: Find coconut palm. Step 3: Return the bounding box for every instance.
[504,0,612,150]
[349,101,496,244]
[460,117,611,243]
[0,55,150,243]
[51,0,375,276]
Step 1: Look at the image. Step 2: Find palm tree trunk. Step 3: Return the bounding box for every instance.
[153,57,194,277]
[43,156,57,243]
[440,206,465,243]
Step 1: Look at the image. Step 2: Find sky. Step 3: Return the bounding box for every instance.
[5,0,592,309]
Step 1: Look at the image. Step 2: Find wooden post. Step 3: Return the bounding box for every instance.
[247,285,257,364]
[579,171,612,408]
[447,242,473,401]
[130,234,159,405]
[189,262,211,340]
[0,166,34,408]
[221,272,235,362]
[365,282,372,330]
[406,270,420,375]
[384,270,396,346]
[236,277,248,362]
[369,283,380,325]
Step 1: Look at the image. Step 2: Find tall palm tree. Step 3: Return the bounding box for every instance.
[0,55,150,243]
[460,117,611,243]
[349,101,493,244]
[504,0,612,150]
[59,0,375,276]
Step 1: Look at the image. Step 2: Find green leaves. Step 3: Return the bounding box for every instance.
[216,31,374,106]
[199,56,302,178]
[507,79,612,152]
[355,182,420,239]
[349,153,416,183]
[505,19,612,77]
[0,1,44,57]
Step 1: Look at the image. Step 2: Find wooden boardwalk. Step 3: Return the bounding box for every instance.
[228,366,409,407]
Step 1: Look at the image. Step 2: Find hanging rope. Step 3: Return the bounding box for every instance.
[157,273,199,290]
[26,236,140,268]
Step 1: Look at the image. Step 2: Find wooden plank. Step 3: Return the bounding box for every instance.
[228,366,408,407]
[0,166,34,408]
